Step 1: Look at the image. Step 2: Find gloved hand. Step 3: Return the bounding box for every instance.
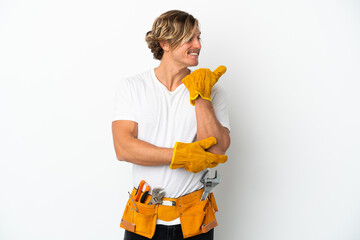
[182,65,227,105]
[170,137,228,173]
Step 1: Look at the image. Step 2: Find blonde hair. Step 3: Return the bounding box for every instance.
[145,10,199,60]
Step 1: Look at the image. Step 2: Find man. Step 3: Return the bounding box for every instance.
[112,10,231,240]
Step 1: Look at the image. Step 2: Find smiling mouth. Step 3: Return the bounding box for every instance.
[188,49,200,57]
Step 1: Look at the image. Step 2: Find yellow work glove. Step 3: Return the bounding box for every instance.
[170,137,228,173]
[182,65,227,105]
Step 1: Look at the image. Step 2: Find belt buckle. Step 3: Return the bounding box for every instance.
[162,200,176,206]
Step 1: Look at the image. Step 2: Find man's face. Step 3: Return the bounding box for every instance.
[169,28,201,68]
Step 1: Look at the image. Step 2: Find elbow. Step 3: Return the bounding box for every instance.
[115,152,125,162]
[219,141,230,155]
[223,140,231,154]
[220,132,231,154]
[211,137,230,155]
[114,150,123,162]
[113,144,128,162]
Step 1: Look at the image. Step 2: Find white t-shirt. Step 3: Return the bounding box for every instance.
[113,68,230,224]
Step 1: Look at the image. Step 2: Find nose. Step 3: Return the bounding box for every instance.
[192,38,201,49]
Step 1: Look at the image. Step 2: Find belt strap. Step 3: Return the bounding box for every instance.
[130,188,204,222]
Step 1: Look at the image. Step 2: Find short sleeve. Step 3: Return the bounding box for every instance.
[211,83,231,132]
[113,78,137,122]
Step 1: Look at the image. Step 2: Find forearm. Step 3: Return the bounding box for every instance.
[114,137,173,166]
[112,121,173,166]
[195,98,230,154]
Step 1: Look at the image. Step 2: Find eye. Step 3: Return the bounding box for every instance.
[187,36,201,43]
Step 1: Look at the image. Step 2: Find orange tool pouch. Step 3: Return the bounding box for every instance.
[120,188,218,239]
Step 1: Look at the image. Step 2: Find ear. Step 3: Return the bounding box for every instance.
[159,41,170,52]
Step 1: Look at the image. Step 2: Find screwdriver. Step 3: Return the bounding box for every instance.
[128,192,139,213]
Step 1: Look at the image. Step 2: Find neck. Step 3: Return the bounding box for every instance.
[154,59,190,92]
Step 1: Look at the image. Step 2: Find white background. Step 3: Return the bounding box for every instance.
[1,0,359,239]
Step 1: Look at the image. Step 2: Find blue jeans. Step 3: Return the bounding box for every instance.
[124,225,214,240]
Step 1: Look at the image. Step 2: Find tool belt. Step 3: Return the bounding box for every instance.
[120,188,218,239]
